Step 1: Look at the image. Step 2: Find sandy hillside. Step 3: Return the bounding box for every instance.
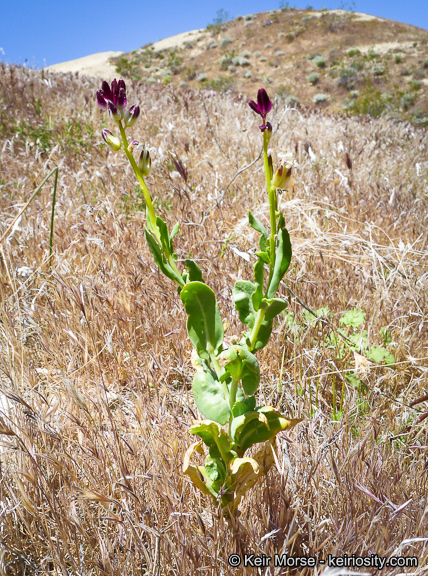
[45,51,123,79]
[43,30,205,79]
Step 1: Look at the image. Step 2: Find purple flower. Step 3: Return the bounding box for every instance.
[260,121,272,133]
[97,79,127,110]
[249,89,273,132]
[249,89,272,120]
[96,78,141,127]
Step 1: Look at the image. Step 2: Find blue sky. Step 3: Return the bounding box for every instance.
[1,0,427,68]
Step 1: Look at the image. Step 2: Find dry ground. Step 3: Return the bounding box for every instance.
[0,64,427,574]
[110,8,428,123]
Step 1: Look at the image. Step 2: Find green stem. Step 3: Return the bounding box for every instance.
[249,306,266,351]
[229,378,239,411]
[118,122,158,238]
[248,132,279,350]
[263,131,277,291]
[228,377,240,428]
[118,121,183,283]
[210,352,230,404]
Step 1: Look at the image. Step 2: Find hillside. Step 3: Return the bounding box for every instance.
[109,8,428,124]
[0,56,428,573]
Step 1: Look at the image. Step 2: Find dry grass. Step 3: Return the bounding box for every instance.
[0,64,427,575]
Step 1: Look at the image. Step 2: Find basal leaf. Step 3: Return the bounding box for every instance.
[182,441,213,496]
[228,442,274,511]
[231,407,302,453]
[180,282,224,359]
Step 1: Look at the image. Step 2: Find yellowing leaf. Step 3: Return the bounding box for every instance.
[228,443,275,512]
[182,441,212,497]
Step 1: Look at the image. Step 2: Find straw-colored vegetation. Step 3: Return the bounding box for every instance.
[0,63,427,574]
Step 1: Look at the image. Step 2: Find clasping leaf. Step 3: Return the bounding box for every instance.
[180,282,224,359]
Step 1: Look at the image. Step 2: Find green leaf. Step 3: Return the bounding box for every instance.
[366,346,395,366]
[180,282,224,359]
[232,396,256,418]
[205,456,226,483]
[248,210,268,237]
[189,421,221,450]
[196,466,222,499]
[183,259,204,283]
[246,298,288,352]
[192,369,230,425]
[340,308,366,329]
[144,227,184,286]
[231,407,302,453]
[220,346,260,396]
[267,227,292,298]
[170,222,180,240]
[256,250,269,263]
[253,259,264,311]
[190,420,234,464]
[232,281,256,329]
[156,216,173,257]
[251,321,274,352]
[346,371,364,391]
[261,297,288,321]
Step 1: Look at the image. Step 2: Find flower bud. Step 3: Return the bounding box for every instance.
[138,146,151,177]
[117,87,127,110]
[101,129,121,152]
[128,140,139,152]
[267,151,273,181]
[124,105,140,128]
[107,101,120,121]
[272,165,292,190]
[96,90,107,110]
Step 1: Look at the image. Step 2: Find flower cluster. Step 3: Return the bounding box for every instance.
[97,79,140,127]
[96,79,150,176]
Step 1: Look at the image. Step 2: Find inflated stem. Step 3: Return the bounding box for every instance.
[118,123,157,234]
[118,123,183,283]
[264,130,277,291]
